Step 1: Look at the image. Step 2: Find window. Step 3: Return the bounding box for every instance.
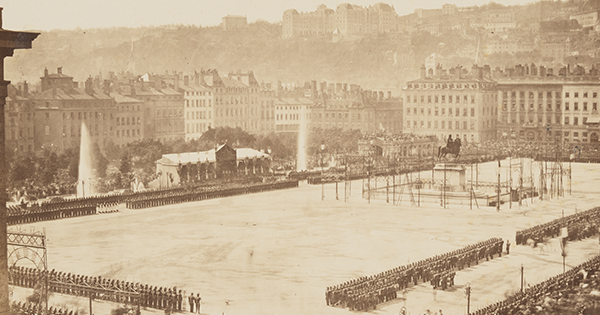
[584,117,588,124]
[463,121,467,129]
[449,95,453,103]
[574,117,579,125]
[575,92,579,98]
[584,102,588,111]
[565,92,570,98]
[428,96,432,103]
[565,102,570,111]
[595,92,598,98]
[564,117,569,125]
[574,102,579,111]
[441,121,446,129]
[471,108,475,116]
[463,108,467,116]
[435,95,438,103]
[594,103,598,111]
[584,92,588,98]
[442,108,445,115]
[441,95,445,103]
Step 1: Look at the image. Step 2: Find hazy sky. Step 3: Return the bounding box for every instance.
[3,0,531,31]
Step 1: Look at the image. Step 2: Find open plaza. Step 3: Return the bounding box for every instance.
[7,158,600,315]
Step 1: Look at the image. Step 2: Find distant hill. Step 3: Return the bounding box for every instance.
[6,21,411,92]
[4,1,592,93]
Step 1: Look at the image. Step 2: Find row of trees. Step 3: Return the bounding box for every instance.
[6,127,364,199]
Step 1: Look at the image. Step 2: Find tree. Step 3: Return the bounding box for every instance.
[91,142,109,178]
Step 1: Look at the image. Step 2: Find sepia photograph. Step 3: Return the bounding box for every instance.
[1,0,600,314]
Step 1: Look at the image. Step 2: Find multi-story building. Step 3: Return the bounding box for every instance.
[113,93,144,147]
[202,69,261,133]
[282,3,399,38]
[442,4,457,15]
[570,0,600,28]
[483,38,536,55]
[33,68,116,152]
[494,64,600,144]
[310,85,402,134]
[5,83,35,153]
[475,9,517,33]
[274,97,313,133]
[116,74,185,143]
[259,85,276,133]
[402,65,498,143]
[222,15,248,30]
[177,73,213,141]
[282,5,334,38]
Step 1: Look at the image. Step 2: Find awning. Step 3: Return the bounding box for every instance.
[587,116,600,124]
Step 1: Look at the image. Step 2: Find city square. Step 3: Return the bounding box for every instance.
[8,159,600,315]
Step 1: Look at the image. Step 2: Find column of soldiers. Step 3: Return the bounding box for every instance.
[10,301,78,315]
[471,255,600,315]
[7,203,97,225]
[515,206,600,245]
[325,238,505,311]
[9,266,185,311]
[125,180,298,210]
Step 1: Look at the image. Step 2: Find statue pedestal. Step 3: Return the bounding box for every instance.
[433,163,466,192]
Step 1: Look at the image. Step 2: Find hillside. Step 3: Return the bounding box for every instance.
[5,1,598,92]
[6,21,411,91]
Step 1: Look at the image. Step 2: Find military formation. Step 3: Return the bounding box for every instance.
[471,254,600,315]
[125,180,298,209]
[7,203,96,225]
[326,238,506,311]
[515,206,600,245]
[9,266,185,311]
[97,202,119,214]
[11,301,78,315]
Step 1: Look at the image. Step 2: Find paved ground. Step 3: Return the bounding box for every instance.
[9,159,600,315]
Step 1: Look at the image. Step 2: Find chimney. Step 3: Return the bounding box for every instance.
[103,80,111,96]
[174,74,180,90]
[529,63,537,76]
[57,67,63,75]
[387,91,392,99]
[539,66,546,77]
[85,76,93,95]
[183,75,189,86]
[44,67,48,77]
[379,91,384,101]
[483,65,491,78]
[23,81,29,98]
[420,64,426,79]
[311,80,317,100]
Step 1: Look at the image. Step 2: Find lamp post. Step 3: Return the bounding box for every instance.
[465,283,471,315]
[319,143,325,201]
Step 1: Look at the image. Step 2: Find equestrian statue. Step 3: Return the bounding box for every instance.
[438,135,462,160]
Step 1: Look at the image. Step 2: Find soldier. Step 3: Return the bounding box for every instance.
[506,239,511,255]
[195,293,201,314]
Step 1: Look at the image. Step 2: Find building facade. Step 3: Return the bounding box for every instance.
[113,94,144,147]
[494,64,600,144]
[282,2,399,38]
[33,69,116,152]
[402,65,498,143]
[5,83,35,153]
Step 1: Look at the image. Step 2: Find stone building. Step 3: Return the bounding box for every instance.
[494,64,600,144]
[33,68,116,152]
[5,83,35,153]
[402,65,498,143]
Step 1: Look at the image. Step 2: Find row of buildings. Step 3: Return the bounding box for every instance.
[5,67,402,154]
[402,63,600,145]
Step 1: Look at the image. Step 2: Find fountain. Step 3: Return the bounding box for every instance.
[76,122,94,197]
[296,105,307,171]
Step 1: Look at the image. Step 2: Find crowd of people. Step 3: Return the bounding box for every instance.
[9,266,185,311]
[10,301,78,315]
[515,206,600,245]
[125,180,298,209]
[471,254,600,314]
[326,238,506,311]
[97,202,119,214]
